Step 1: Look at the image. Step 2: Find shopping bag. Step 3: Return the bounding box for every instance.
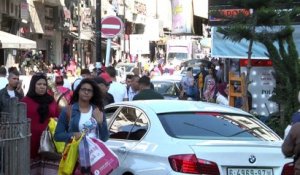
[58,135,83,175]
[86,137,119,175]
[48,118,65,153]
[38,127,61,160]
[79,136,91,174]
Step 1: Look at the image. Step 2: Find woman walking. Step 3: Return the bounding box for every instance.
[21,73,59,174]
[54,78,109,174]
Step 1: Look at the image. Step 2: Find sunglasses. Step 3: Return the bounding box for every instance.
[80,88,93,94]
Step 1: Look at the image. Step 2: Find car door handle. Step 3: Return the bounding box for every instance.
[118,146,127,153]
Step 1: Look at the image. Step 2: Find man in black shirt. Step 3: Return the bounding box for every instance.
[93,77,114,106]
[133,76,164,100]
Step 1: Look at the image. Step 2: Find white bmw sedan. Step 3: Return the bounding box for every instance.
[104,100,293,175]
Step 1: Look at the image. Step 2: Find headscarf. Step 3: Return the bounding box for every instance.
[204,78,217,102]
[26,73,54,123]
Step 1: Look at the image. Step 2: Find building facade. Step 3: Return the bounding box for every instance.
[0,0,209,70]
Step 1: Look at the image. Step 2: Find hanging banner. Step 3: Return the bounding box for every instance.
[211,25,300,59]
[171,0,194,34]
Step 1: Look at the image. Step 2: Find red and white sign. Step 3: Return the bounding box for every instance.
[101,16,123,38]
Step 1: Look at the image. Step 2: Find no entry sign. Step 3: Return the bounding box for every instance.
[101,16,123,38]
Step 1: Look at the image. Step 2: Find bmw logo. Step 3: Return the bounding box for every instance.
[249,155,256,164]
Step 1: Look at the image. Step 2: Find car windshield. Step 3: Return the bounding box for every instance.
[158,113,281,141]
[168,53,188,60]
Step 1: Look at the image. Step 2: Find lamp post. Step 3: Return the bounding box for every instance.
[96,0,102,66]
[77,0,82,68]
[123,0,126,61]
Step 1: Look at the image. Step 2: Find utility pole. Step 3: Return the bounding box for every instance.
[77,0,83,68]
[96,0,102,71]
[121,0,126,62]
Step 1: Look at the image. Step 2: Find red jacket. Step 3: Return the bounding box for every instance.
[21,97,59,159]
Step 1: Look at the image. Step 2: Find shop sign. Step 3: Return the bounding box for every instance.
[129,34,149,54]
[82,8,92,31]
[171,0,194,34]
[240,60,278,116]
[20,2,29,20]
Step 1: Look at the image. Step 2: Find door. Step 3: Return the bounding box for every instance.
[106,106,149,174]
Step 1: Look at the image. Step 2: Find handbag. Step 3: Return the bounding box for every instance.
[38,127,61,160]
[48,118,65,153]
[58,134,84,175]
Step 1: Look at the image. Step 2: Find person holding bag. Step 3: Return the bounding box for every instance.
[54,78,109,174]
[20,73,59,174]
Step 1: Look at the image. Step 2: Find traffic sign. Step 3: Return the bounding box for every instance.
[101,16,123,38]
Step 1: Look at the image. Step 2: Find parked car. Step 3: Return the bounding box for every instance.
[180,59,212,69]
[105,100,293,175]
[151,75,182,100]
[180,59,211,77]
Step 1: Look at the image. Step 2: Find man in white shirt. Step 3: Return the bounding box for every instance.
[105,66,128,102]
[0,70,24,112]
[0,67,8,90]
[127,75,140,101]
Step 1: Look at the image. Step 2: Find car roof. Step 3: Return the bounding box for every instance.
[106,100,251,116]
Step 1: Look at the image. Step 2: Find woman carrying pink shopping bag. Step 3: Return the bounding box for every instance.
[54,78,110,174]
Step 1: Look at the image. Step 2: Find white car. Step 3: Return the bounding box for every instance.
[151,75,182,100]
[104,100,293,175]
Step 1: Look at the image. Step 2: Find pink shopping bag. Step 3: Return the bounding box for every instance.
[85,137,119,175]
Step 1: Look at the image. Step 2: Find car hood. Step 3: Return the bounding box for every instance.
[187,140,290,167]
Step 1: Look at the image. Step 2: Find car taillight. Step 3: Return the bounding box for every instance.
[168,154,220,175]
[281,162,294,175]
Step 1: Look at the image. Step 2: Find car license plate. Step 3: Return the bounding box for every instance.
[227,168,273,175]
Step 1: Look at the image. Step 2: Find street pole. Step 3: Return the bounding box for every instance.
[96,0,102,73]
[77,0,82,68]
[122,0,126,61]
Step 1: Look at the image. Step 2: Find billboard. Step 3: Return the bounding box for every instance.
[209,0,300,26]
[171,0,194,34]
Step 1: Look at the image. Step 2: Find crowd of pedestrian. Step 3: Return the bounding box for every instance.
[0,62,167,174]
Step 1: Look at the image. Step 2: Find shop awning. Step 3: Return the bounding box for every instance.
[0,31,37,49]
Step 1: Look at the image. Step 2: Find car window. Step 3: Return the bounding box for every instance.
[109,107,148,140]
[153,82,175,95]
[158,113,281,141]
[105,106,120,123]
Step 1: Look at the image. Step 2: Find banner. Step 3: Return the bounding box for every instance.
[171,0,194,34]
[211,25,300,59]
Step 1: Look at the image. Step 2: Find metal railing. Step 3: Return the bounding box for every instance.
[0,98,31,175]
